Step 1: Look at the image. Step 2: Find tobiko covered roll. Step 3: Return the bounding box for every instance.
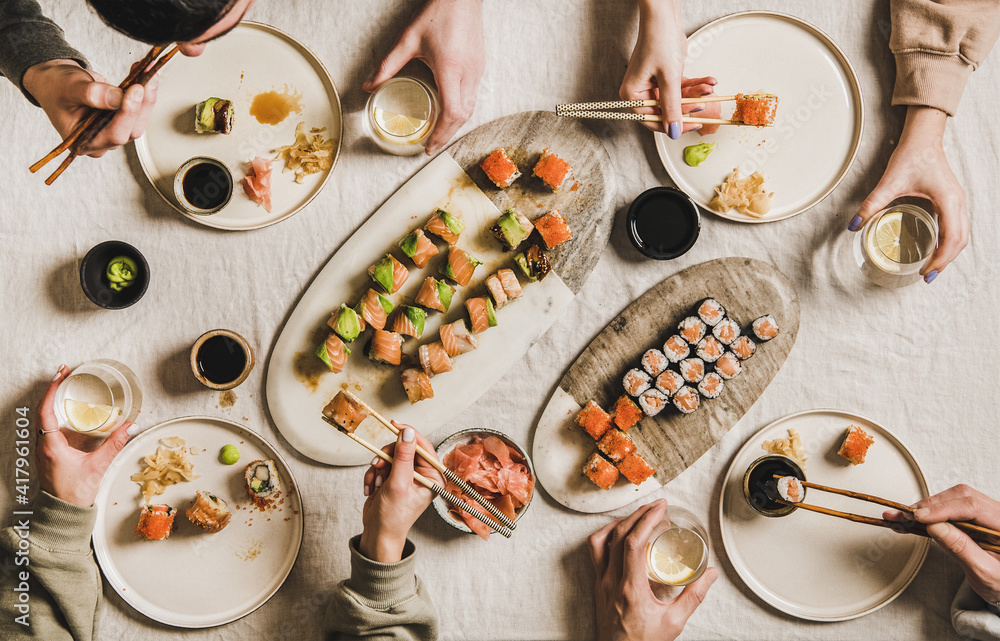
[533,148,572,192]
[533,210,572,249]
[135,504,176,541]
[480,148,521,188]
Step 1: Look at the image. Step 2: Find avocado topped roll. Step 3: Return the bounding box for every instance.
[195,98,235,134]
[245,459,280,507]
[491,208,534,250]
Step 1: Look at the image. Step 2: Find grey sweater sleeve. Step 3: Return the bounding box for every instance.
[326,536,439,641]
[0,491,102,641]
[0,0,88,104]
[952,579,1000,641]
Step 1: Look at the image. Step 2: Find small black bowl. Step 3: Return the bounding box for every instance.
[80,241,150,309]
[626,187,701,260]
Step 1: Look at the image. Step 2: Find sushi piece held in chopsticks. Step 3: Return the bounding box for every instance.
[195,97,235,134]
[655,369,684,397]
[678,357,705,384]
[576,401,613,440]
[441,247,483,287]
[696,336,725,363]
[322,391,370,433]
[696,298,726,327]
[583,452,619,490]
[733,93,779,127]
[776,476,805,503]
[480,148,521,188]
[465,296,497,334]
[612,395,643,431]
[497,268,523,301]
[135,504,176,541]
[623,368,652,397]
[398,229,440,268]
[440,320,478,357]
[368,254,409,294]
[328,304,364,342]
[244,459,281,507]
[638,388,669,417]
[672,386,700,414]
[491,208,534,250]
[533,148,572,192]
[617,452,656,486]
[514,245,551,282]
[186,490,231,533]
[678,316,707,344]
[698,372,725,399]
[366,329,403,365]
[534,210,572,249]
[642,349,669,376]
[315,333,350,373]
[715,352,742,380]
[752,315,779,341]
[414,277,455,313]
[731,335,757,360]
[418,341,453,376]
[713,318,741,345]
[355,288,394,331]
[598,429,636,463]
[837,425,874,465]
[401,368,434,404]
[662,335,690,363]
[392,305,426,339]
[485,273,508,309]
[424,208,465,245]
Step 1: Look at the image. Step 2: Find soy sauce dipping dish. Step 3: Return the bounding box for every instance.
[742,454,807,518]
[627,187,701,260]
[190,329,255,390]
[173,156,234,216]
[80,241,150,310]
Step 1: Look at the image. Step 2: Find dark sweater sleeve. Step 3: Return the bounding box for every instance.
[0,0,88,104]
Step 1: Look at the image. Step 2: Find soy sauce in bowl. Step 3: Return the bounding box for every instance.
[173,157,233,215]
[190,330,255,390]
[627,187,701,260]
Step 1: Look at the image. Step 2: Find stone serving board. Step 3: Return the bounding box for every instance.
[532,258,800,513]
[265,112,615,466]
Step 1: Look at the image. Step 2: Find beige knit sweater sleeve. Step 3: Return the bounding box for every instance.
[891,0,1000,116]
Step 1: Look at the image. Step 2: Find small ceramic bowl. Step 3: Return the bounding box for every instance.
[173,156,234,215]
[626,186,701,260]
[190,329,255,390]
[742,454,807,517]
[79,241,150,310]
[432,428,535,536]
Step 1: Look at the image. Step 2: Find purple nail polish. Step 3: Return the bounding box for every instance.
[848,215,862,232]
[668,121,681,140]
[925,270,938,284]
[691,107,704,113]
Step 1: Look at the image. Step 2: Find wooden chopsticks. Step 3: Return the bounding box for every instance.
[555,97,737,126]
[322,415,513,538]
[29,45,179,185]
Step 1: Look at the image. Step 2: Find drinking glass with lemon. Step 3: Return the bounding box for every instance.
[365,77,440,155]
[645,506,710,587]
[53,360,142,438]
[854,203,938,288]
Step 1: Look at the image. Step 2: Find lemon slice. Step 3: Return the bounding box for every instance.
[373,107,426,138]
[651,549,695,584]
[873,212,902,262]
[64,399,117,432]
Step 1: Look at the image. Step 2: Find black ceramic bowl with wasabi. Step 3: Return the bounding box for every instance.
[80,241,149,310]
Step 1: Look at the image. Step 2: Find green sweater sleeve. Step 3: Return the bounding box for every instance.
[0,491,102,641]
[326,536,439,641]
[0,0,89,104]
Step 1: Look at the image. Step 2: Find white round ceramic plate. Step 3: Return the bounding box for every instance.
[93,416,303,628]
[655,11,863,222]
[134,22,342,230]
[719,409,928,621]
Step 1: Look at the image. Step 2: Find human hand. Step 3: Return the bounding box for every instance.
[36,365,133,507]
[588,499,718,641]
[364,0,484,156]
[22,59,158,158]
[359,423,443,563]
[850,106,967,284]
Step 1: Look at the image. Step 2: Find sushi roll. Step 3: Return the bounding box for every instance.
[641,349,669,376]
[638,388,669,417]
[315,333,350,373]
[491,208,534,250]
[752,315,779,341]
[440,320,478,357]
[322,391,369,432]
[366,329,403,365]
[612,395,643,431]
[533,148,572,192]
[534,210,573,249]
[368,254,409,294]
[678,358,706,384]
[776,476,805,503]
[734,93,779,127]
[392,305,426,339]
[696,298,726,327]
[195,97,234,134]
[418,341,453,377]
[497,268,523,300]
[514,244,551,282]
[697,372,725,399]
[244,459,281,507]
[401,368,434,404]
[623,368,652,397]
[441,247,483,287]
[715,352,742,380]
[678,316,707,344]
[695,336,725,363]
[328,304,364,342]
[662,335,690,363]
[837,425,874,465]
[135,504,176,541]
[424,208,465,245]
[672,386,701,414]
[731,335,757,360]
[480,148,521,188]
[355,289,394,331]
[186,490,231,533]
[712,318,741,345]
[398,229,440,268]
[597,429,636,463]
[583,452,619,490]
[465,297,497,334]
[617,453,656,486]
[576,401,613,440]
[485,274,508,309]
[414,277,455,313]
[655,369,684,397]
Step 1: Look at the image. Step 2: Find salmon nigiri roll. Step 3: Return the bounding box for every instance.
[424,208,465,245]
[485,274,507,309]
[398,229,440,269]
[355,288,394,331]
[368,254,409,294]
[315,333,350,373]
[367,329,402,365]
[401,368,434,404]
[441,247,483,287]
[465,296,497,334]
[322,391,370,433]
[414,277,455,313]
[392,305,426,339]
[440,320,478,357]
[496,268,522,300]
[418,341,452,377]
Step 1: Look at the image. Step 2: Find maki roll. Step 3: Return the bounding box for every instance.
[497,269,523,300]
[398,229,440,268]
[514,244,551,282]
[777,476,805,503]
[641,349,669,376]
[244,459,281,507]
[533,148,572,192]
[576,401,613,440]
[315,333,350,373]
[837,425,874,465]
[491,208,534,250]
[752,315,779,341]
[655,369,684,397]
[597,429,636,463]
[731,335,757,360]
[355,288,394,331]
[401,368,434,404]
[662,335,690,363]
[328,304,364,342]
[678,358,706,384]
[623,368,652,397]
[712,318,741,345]
[392,306,426,339]
[678,317,707,344]
[322,391,369,432]
[135,504,176,541]
[368,254,409,294]
[673,386,701,414]
[638,388,669,417]
[195,97,234,134]
[534,210,573,249]
[612,395,643,431]
[440,320,478,357]
[617,453,656,486]
[414,277,455,313]
[424,208,465,245]
[186,490,231,533]
[465,297,497,334]
[696,298,726,326]
[715,352,742,380]
[698,372,725,399]
[419,341,453,377]
[366,329,403,365]
[485,274,508,309]
[583,452,619,490]
[480,148,521,188]
[441,247,483,287]
[695,336,725,363]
